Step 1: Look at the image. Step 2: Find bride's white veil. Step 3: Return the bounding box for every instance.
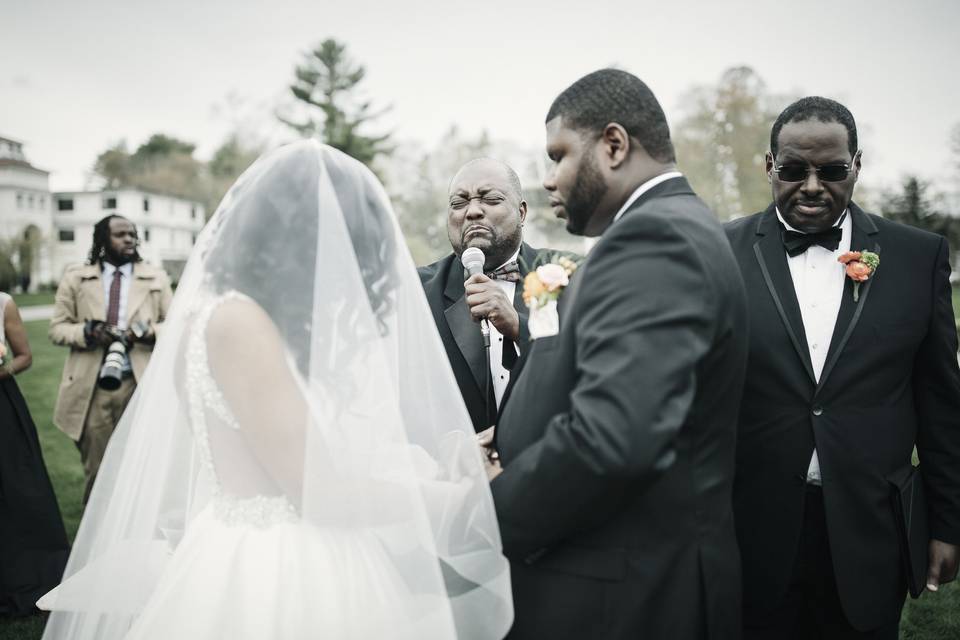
[40,140,513,639]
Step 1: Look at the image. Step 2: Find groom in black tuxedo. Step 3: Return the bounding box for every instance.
[419,158,547,432]
[488,69,749,639]
[725,97,960,639]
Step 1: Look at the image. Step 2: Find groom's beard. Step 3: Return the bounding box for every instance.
[563,154,608,236]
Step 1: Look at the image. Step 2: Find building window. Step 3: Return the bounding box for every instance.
[58,229,75,242]
[39,195,46,209]
[57,198,74,211]
[191,233,197,245]
[27,194,34,208]
[16,192,22,208]
[103,195,117,210]
[144,228,151,243]
[190,205,197,219]
[143,197,150,212]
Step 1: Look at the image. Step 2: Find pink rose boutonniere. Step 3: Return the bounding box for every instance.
[838,250,879,302]
[522,254,581,339]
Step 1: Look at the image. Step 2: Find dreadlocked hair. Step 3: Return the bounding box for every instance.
[87,214,142,264]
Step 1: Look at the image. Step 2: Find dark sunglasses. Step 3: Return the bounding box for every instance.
[773,160,855,183]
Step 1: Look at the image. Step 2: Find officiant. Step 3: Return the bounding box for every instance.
[419,158,555,432]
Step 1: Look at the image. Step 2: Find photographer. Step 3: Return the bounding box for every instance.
[49,215,173,505]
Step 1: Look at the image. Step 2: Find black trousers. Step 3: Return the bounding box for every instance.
[744,485,901,640]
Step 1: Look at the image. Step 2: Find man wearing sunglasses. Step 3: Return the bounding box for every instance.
[725,96,960,639]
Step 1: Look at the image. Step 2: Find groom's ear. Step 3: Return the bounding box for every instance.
[601,123,630,169]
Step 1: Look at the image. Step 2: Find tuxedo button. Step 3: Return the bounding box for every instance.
[812,405,824,416]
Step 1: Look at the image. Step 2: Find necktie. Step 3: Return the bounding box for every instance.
[106,269,122,325]
[486,261,521,283]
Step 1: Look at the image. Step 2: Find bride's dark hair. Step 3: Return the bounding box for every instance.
[204,143,397,375]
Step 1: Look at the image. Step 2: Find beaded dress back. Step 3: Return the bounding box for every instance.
[185,291,297,527]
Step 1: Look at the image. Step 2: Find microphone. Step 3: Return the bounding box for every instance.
[460,247,491,347]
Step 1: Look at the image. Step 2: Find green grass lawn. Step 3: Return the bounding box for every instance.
[11,292,56,308]
[2,317,960,639]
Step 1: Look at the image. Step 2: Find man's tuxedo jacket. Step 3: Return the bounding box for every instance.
[492,178,749,640]
[418,243,538,432]
[725,203,960,631]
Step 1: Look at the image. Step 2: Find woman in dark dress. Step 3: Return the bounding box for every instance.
[0,291,69,616]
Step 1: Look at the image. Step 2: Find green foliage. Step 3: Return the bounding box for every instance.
[92,132,262,221]
[134,133,196,158]
[673,66,794,219]
[0,242,19,291]
[93,134,204,201]
[208,134,259,179]
[204,134,263,217]
[881,177,960,251]
[279,38,391,168]
[93,142,132,189]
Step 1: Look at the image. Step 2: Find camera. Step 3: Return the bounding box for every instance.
[96,321,148,390]
[97,325,131,390]
[97,340,128,390]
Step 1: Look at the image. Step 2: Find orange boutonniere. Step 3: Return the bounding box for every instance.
[522,253,581,339]
[521,255,580,308]
[838,250,879,302]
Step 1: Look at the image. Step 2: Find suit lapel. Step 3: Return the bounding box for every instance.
[815,205,880,396]
[79,264,106,322]
[126,265,152,321]
[442,259,487,393]
[752,207,817,384]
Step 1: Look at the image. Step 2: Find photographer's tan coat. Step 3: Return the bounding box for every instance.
[49,262,173,440]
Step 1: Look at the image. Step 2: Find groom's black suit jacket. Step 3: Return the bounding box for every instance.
[724,203,960,631]
[492,177,749,640]
[418,243,538,432]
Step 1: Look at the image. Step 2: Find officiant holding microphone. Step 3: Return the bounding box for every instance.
[419,158,560,432]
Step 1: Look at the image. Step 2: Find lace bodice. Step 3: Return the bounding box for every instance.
[185,291,297,527]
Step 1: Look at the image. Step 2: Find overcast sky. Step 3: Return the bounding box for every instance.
[3,0,958,195]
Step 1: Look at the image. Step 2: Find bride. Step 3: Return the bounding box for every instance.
[38,141,513,639]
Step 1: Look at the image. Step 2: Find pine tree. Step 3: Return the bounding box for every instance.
[882,177,960,251]
[279,39,391,168]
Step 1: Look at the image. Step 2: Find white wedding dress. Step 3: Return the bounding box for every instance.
[123,293,413,639]
[38,141,512,640]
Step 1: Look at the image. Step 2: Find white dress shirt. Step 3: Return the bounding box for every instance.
[776,209,852,485]
[101,262,133,329]
[612,171,684,224]
[488,247,521,407]
[101,261,134,373]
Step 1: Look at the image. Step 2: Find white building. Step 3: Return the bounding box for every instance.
[0,135,205,289]
[52,189,204,282]
[0,135,55,287]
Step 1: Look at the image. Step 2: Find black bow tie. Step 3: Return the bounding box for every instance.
[486,261,521,283]
[781,226,842,257]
